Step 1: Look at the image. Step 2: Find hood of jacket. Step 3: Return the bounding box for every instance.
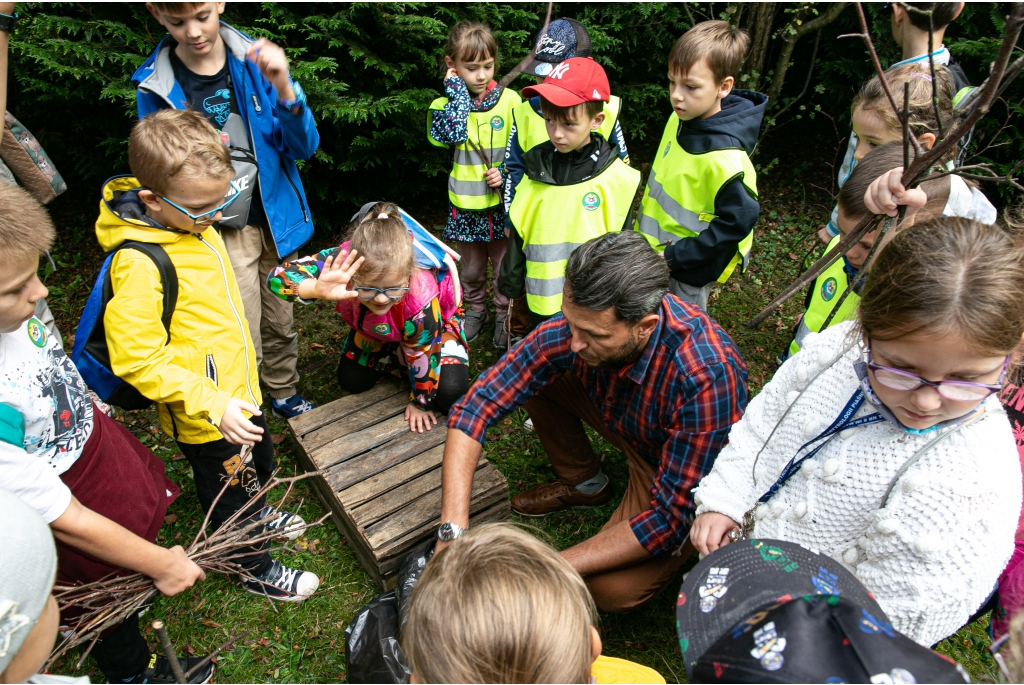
[522,134,618,187]
[95,176,195,252]
[675,89,767,156]
[131,22,252,104]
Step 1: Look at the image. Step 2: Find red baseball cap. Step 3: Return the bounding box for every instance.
[521,57,610,107]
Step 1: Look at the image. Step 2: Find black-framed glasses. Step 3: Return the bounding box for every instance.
[867,340,1008,402]
[352,285,410,303]
[159,192,240,226]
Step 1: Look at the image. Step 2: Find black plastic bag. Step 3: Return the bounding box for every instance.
[345,540,435,684]
[395,538,435,633]
[344,591,410,684]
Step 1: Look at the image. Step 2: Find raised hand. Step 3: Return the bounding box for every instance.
[863,166,928,224]
[313,249,366,301]
[246,38,294,100]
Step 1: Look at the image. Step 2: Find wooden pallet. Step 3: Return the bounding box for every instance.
[287,378,510,589]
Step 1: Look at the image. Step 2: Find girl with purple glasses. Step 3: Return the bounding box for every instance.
[689,217,1024,648]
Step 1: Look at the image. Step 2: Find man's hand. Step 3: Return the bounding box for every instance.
[405,403,437,433]
[152,546,206,596]
[218,398,264,446]
[863,167,928,226]
[308,249,365,301]
[246,38,295,101]
[484,167,502,189]
[690,512,740,556]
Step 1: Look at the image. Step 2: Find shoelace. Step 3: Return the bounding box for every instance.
[263,562,302,592]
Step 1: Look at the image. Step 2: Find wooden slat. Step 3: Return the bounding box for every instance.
[287,379,405,437]
[349,453,487,527]
[309,413,426,470]
[325,426,445,492]
[301,392,410,453]
[337,444,446,510]
[364,464,507,550]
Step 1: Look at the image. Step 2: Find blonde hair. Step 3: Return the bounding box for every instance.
[403,523,597,684]
[128,109,233,195]
[852,63,955,157]
[859,218,1024,364]
[669,20,749,83]
[347,202,414,283]
[445,20,498,65]
[0,183,55,263]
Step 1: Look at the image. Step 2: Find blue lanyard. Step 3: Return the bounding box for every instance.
[757,389,884,504]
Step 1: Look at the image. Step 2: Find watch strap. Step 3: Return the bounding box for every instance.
[0,13,18,33]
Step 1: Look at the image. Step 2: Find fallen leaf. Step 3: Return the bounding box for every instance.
[271,433,286,445]
[200,619,223,629]
[171,452,186,461]
[309,343,325,350]
[164,513,178,525]
[257,637,271,648]
[788,252,800,260]
[185,645,196,656]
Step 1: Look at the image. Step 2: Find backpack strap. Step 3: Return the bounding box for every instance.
[103,241,178,341]
[0,402,25,448]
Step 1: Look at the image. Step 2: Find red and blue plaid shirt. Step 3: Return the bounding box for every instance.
[448,295,748,556]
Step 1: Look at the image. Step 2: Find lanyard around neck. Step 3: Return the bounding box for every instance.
[756,388,884,505]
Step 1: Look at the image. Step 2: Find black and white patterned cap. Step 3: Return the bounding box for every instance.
[522,18,592,78]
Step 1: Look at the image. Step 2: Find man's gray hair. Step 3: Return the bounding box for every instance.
[564,231,670,323]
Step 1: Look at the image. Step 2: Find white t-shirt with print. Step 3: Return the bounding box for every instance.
[0,316,93,522]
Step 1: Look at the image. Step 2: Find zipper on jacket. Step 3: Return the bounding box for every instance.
[280,159,309,222]
[195,233,258,408]
[251,94,262,112]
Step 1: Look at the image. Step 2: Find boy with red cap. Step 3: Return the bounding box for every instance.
[635,20,766,311]
[497,57,641,332]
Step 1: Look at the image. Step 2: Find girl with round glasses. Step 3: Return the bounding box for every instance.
[689,217,1024,648]
[267,202,468,433]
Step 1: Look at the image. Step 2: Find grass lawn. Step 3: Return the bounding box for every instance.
[44,126,1002,682]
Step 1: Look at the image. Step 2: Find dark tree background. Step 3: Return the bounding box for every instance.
[7,2,1022,236]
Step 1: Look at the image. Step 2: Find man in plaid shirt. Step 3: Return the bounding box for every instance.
[438,231,748,612]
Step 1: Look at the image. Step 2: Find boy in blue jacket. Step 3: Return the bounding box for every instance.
[135,2,318,418]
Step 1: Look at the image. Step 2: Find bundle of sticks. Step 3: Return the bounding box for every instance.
[47,449,328,670]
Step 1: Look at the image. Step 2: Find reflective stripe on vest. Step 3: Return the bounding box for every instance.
[788,235,860,356]
[635,115,758,283]
[428,88,522,210]
[514,95,622,155]
[509,157,642,316]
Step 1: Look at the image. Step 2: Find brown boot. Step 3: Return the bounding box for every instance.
[511,481,612,517]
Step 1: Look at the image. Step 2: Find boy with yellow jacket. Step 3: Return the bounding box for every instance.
[97,109,319,602]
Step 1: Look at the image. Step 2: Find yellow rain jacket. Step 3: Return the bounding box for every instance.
[96,176,261,444]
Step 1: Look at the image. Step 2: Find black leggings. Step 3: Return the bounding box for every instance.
[336,356,469,414]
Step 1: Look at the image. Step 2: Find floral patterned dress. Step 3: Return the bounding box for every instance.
[267,247,467,409]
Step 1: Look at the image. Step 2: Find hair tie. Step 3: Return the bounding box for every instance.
[910,73,933,82]
[377,212,389,220]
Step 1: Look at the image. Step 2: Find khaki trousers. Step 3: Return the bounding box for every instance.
[525,373,693,613]
[220,224,299,399]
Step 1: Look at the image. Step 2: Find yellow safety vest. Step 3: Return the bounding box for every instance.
[788,236,860,356]
[512,95,622,155]
[636,115,757,283]
[428,88,522,210]
[509,157,642,316]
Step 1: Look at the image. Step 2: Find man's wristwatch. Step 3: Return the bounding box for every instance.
[277,81,306,114]
[436,521,465,543]
[0,13,18,33]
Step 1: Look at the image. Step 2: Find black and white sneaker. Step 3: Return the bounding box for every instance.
[120,653,215,684]
[241,559,319,602]
[257,506,306,541]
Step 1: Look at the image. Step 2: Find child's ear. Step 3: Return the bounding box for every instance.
[719,75,735,99]
[444,56,456,70]
[918,132,937,151]
[591,111,606,131]
[138,189,162,213]
[144,2,163,23]
[214,2,226,16]
[590,626,602,664]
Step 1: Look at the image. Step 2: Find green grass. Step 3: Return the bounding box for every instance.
[44,139,1002,683]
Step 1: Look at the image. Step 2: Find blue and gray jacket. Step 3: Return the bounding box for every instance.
[133,22,318,259]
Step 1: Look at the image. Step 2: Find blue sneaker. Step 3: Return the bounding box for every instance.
[270,394,316,419]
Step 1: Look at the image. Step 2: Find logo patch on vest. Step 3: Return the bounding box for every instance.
[663,141,672,158]
[821,276,838,302]
[26,317,46,348]
[582,192,601,211]
[490,115,504,131]
[373,323,391,336]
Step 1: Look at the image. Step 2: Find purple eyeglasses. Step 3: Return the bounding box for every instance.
[866,340,1009,402]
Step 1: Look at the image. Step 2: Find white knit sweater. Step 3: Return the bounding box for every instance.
[694,322,1021,646]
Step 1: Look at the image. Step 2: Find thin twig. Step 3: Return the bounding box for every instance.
[497,2,553,88]
[183,631,250,680]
